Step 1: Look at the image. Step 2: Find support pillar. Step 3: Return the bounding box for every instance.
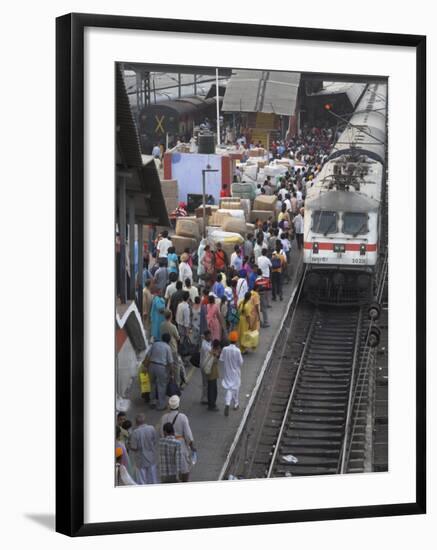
[118,178,127,303]
[138,222,144,315]
[128,195,136,301]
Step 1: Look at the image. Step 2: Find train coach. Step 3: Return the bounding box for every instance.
[138,95,219,153]
[303,82,388,304]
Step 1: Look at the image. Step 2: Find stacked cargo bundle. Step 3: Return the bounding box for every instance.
[250,194,277,224]
[247,147,266,157]
[171,216,200,254]
[160,179,179,214]
[230,181,257,201]
[207,229,245,257]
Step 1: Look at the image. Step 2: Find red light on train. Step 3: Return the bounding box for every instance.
[324,103,333,110]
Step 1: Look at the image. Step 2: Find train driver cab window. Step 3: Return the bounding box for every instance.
[311,210,338,235]
[343,212,369,236]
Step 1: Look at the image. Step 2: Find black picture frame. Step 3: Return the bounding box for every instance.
[56,13,426,537]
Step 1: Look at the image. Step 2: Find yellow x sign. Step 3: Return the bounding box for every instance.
[155,115,165,133]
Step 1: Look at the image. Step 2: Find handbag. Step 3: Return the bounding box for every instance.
[139,371,151,394]
[166,378,181,397]
[241,329,259,349]
[178,335,197,357]
[202,352,215,376]
[190,351,201,368]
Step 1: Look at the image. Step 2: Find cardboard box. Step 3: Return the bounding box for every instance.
[211,211,232,226]
[248,147,266,157]
[221,217,248,236]
[253,195,277,212]
[195,205,213,218]
[175,217,200,239]
[170,235,198,255]
[220,198,242,210]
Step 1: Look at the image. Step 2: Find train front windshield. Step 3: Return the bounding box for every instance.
[342,212,369,236]
[312,211,338,235]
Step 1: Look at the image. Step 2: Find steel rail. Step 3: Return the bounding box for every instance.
[240,262,309,476]
[338,307,364,473]
[342,246,389,471]
[218,259,306,481]
[266,309,318,478]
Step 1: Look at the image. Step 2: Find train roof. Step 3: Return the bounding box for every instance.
[328,82,387,164]
[305,190,379,213]
[143,96,213,116]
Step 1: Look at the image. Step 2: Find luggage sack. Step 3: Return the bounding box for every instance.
[241,330,259,349]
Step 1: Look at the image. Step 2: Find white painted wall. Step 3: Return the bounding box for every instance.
[171,152,222,203]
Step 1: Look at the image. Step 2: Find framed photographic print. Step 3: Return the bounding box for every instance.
[56,13,426,536]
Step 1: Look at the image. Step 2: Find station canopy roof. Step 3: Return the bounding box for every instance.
[222,70,301,116]
[116,65,170,227]
[308,82,367,109]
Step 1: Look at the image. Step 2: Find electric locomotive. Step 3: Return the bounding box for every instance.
[303,82,387,304]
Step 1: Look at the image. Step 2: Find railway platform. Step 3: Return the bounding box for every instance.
[127,246,303,482]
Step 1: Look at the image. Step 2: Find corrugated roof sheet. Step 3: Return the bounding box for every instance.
[222,70,300,115]
[116,66,143,168]
[309,82,367,109]
[116,64,170,227]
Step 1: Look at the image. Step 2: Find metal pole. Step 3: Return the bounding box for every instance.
[202,170,206,239]
[216,68,220,146]
[194,73,197,95]
[138,222,144,314]
[128,195,136,301]
[118,177,127,304]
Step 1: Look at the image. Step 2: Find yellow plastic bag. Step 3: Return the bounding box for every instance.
[241,330,259,349]
[139,371,151,394]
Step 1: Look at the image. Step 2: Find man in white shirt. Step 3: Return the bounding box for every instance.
[175,291,191,339]
[178,253,193,284]
[199,331,212,404]
[152,144,161,158]
[219,331,244,416]
[183,278,199,303]
[283,193,292,213]
[296,189,303,208]
[236,274,248,302]
[257,248,272,278]
[293,209,305,250]
[253,236,265,264]
[164,273,179,303]
[157,231,172,259]
[278,186,288,201]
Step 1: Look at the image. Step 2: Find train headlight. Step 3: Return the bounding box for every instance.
[360,244,367,256]
[312,242,319,254]
[333,243,345,253]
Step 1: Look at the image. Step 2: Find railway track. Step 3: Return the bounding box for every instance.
[269,306,369,477]
[222,284,375,480]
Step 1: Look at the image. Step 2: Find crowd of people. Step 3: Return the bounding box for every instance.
[115,126,335,485]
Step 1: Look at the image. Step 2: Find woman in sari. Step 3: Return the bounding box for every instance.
[150,292,166,341]
[206,294,224,342]
[201,245,215,280]
[237,291,259,353]
[249,289,261,332]
[198,288,209,337]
